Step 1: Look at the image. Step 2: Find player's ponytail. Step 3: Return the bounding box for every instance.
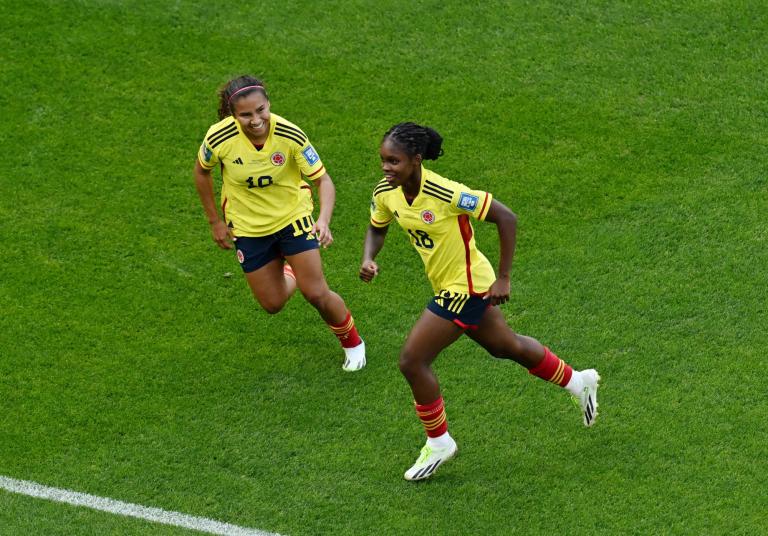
[422,126,444,161]
[383,122,444,161]
[217,75,268,119]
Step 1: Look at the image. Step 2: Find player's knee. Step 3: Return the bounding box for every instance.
[260,302,285,314]
[398,351,419,378]
[301,287,329,310]
[256,295,287,314]
[302,293,325,311]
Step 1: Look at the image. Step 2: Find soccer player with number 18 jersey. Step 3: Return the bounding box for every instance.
[360,122,601,481]
[194,75,365,371]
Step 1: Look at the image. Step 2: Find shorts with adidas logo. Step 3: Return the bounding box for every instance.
[426,290,490,329]
[234,215,319,273]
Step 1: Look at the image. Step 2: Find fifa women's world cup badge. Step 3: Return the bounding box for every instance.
[270,152,286,166]
[421,210,436,224]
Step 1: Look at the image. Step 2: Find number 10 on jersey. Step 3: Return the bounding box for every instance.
[246,175,273,188]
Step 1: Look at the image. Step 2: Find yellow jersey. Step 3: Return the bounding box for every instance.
[197,113,325,236]
[370,167,495,295]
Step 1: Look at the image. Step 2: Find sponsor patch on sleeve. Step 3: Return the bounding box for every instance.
[302,145,320,166]
[457,192,479,211]
[200,143,213,163]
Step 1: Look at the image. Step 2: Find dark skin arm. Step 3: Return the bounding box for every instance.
[483,199,518,305]
[359,224,389,282]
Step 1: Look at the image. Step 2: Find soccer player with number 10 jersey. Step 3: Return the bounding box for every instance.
[194,75,365,371]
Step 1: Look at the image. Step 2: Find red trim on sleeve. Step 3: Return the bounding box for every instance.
[306,165,326,178]
[478,193,490,219]
[458,214,474,294]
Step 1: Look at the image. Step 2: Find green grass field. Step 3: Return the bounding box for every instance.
[2,0,766,534]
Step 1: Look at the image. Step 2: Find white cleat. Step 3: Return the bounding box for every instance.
[342,339,366,372]
[404,438,458,481]
[576,369,600,427]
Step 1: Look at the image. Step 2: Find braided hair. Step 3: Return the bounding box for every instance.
[383,122,444,160]
[217,75,269,119]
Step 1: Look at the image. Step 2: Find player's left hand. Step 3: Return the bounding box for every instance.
[312,219,333,248]
[359,260,379,282]
[484,275,510,306]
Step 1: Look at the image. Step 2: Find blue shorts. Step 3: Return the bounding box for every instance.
[426,290,491,329]
[234,216,319,273]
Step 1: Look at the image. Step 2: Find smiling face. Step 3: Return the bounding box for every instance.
[379,138,423,189]
[231,91,271,142]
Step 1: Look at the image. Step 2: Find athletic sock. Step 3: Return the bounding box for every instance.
[328,311,362,349]
[415,396,448,438]
[283,263,296,281]
[564,370,585,396]
[426,431,454,449]
[528,347,581,394]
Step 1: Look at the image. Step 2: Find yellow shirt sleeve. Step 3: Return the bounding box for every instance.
[450,186,493,221]
[294,141,326,180]
[198,141,219,170]
[370,194,394,227]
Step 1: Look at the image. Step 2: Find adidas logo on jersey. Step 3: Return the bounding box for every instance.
[233,157,244,165]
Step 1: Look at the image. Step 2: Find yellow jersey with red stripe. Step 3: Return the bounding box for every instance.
[197,113,325,237]
[370,167,495,295]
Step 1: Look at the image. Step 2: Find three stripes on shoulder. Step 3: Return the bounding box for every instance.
[206,120,309,150]
[373,178,454,202]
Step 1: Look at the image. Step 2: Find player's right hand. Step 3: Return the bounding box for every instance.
[359,260,379,282]
[211,220,234,250]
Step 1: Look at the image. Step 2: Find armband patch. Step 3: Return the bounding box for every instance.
[302,145,320,166]
[200,143,213,163]
[457,192,479,211]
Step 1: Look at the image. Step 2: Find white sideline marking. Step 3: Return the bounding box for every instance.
[0,476,283,536]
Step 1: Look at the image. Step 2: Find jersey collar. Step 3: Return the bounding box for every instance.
[231,115,274,152]
[402,165,431,206]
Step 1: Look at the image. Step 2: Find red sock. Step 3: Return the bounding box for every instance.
[528,347,573,387]
[283,264,296,281]
[415,396,448,438]
[328,311,362,349]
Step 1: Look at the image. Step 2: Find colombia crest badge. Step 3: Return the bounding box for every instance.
[270,152,286,166]
[421,210,436,224]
